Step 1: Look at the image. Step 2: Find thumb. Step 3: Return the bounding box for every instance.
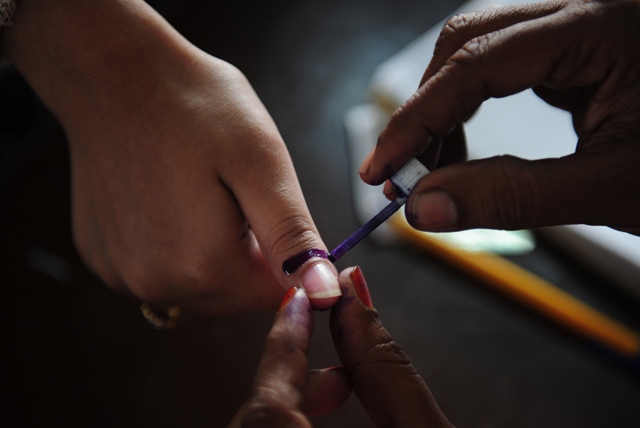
[224,133,340,310]
[405,152,632,232]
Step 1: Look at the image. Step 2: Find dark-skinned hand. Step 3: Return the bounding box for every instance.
[361,0,640,236]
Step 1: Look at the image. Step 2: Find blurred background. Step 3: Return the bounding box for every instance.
[3,0,640,426]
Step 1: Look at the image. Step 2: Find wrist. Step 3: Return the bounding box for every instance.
[2,0,200,128]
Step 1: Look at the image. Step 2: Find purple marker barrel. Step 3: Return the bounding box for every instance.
[328,197,404,262]
[328,158,430,263]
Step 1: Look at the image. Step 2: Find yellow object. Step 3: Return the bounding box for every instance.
[389,213,640,358]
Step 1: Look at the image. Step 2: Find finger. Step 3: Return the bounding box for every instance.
[330,267,453,428]
[381,136,445,202]
[380,124,464,202]
[220,85,340,310]
[360,0,611,185]
[359,1,562,185]
[302,367,351,418]
[405,147,640,232]
[437,123,467,168]
[233,287,314,427]
[532,84,589,117]
[420,1,564,86]
[416,135,443,170]
[255,287,314,393]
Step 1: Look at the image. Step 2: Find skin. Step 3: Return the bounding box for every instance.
[2,0,340,314]
[229,288,351,427]
[232,269,454,427]
[360,0,640,236]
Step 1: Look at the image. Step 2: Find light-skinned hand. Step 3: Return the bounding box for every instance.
[3,0,340,314]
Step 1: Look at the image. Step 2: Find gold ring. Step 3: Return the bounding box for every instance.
[140,303,182,329]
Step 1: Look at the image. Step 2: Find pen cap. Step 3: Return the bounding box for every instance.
[389,158,430,197]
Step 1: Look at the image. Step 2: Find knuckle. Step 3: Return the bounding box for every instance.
[367,340,412,366]
[263,214,319,262]
[396,87,456,138]
[432,34,494,112]
[436,9,499,58]
[369,340,409,365]
[566,0,597,21]
[453,33,493,67]
[429,64,482,128]
[351,333,420,393]
[438,12,477,48]
[432,13,481,76]
[359,323,412,367]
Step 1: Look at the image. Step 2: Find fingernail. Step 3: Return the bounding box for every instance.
[282,248,329,275]
[301,262,341,310]
[322,365,344,372]
[383,180,395,198]
[410,190,458,230]
[278,287,298,312]
[350,266,373,308]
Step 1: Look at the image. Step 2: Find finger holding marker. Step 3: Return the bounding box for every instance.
[361,0,640,234]
[419,1,564,87]
[412,1,565,165]
[361,0,593,185]
[222,123,341,310]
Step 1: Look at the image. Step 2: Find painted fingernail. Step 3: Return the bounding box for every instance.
[350,266,373,308]
[301,262,341,309]
[278,287,298,312]
[410,190,458,230]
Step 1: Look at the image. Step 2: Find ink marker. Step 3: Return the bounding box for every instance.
[281,158,429,275]
[328,158,430,262]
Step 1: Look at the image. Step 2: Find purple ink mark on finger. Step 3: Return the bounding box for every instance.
[282,248,329,275]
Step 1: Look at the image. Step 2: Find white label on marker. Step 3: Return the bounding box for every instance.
[390,158,430,196]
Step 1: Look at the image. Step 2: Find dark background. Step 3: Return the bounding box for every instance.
[3,0,640,426]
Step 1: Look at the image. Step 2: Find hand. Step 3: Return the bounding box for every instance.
[229,287,351,427]
[3,0,340,314]
[232,270,453,427]
[331,267,453,427]
[360,0,640,236]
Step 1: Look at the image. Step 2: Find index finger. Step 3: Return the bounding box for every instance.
[420,1,563,87]
[233,287,314,427]
[360,0,611,185]
[232,287,350,427]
